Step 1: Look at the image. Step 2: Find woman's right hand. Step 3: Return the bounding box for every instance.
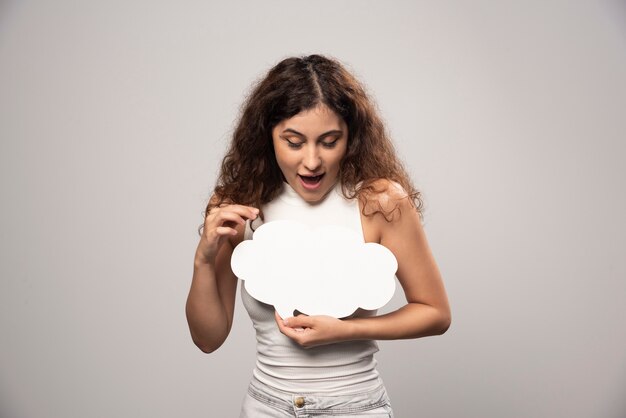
[196,204,259,265]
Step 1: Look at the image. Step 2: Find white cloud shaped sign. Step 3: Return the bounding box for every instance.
[231,220,397,319]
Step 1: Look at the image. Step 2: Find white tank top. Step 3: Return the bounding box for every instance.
[240,181,382,393]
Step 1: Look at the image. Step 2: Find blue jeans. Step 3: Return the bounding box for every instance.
[239,376,394,417]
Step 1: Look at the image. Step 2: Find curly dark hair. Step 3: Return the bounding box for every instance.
[198,54,423,236]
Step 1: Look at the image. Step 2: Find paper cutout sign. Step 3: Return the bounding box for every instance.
[231,220,397,319]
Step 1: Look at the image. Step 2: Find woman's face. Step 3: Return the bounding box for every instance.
[272,103,348,203]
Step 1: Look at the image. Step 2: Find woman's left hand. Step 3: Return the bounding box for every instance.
[274,311,352,348]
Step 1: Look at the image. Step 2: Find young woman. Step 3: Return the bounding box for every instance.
[186,54,451,417]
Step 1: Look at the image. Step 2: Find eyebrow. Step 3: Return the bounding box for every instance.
[281,128,344,139]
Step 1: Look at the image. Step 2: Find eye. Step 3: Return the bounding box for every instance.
[321,139,340,149]
[286,139,303,149]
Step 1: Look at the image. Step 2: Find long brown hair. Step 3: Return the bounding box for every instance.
[199,54,423,236]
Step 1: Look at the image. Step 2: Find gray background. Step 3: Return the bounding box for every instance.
[1,1,625,417]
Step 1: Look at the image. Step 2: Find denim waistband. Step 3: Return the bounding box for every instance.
[247,374,392,415]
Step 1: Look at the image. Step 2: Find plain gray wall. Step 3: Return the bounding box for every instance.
[1,1,625,417]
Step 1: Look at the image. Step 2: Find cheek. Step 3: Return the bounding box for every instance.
[330,147,347,169]
[275,149,297,170]
[273,146,288,165]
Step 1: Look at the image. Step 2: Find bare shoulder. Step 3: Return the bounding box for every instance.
[360,178,413,218]
[358,179,418,243]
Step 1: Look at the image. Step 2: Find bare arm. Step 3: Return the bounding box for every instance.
[275,181,451,347]
[185,203,258,353]
[346,184,451,340]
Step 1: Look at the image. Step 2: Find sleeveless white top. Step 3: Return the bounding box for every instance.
[240,181,382,393]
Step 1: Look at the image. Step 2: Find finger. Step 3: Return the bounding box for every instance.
[209,206,252,222]
[284,314,314,329]
[279,321,306,340]
[215,226,238,236]
[217,205,260,220]
[212,210,249,227]
[274,312,292,336]
[274,310,283,327]
[207,205,259,223]
[274,311,289,330]
[275,312,304,335]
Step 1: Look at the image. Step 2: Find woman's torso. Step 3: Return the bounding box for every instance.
[240,181,384,393]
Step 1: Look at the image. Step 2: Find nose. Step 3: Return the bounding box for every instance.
[303,145,322,172]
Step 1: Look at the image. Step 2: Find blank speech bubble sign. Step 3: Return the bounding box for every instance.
[231,220,397,319]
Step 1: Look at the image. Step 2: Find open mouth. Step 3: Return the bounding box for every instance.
[298,173,325,189]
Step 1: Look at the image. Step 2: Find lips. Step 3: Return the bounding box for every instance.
[298,173,325,190]
[299,174,324,184]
